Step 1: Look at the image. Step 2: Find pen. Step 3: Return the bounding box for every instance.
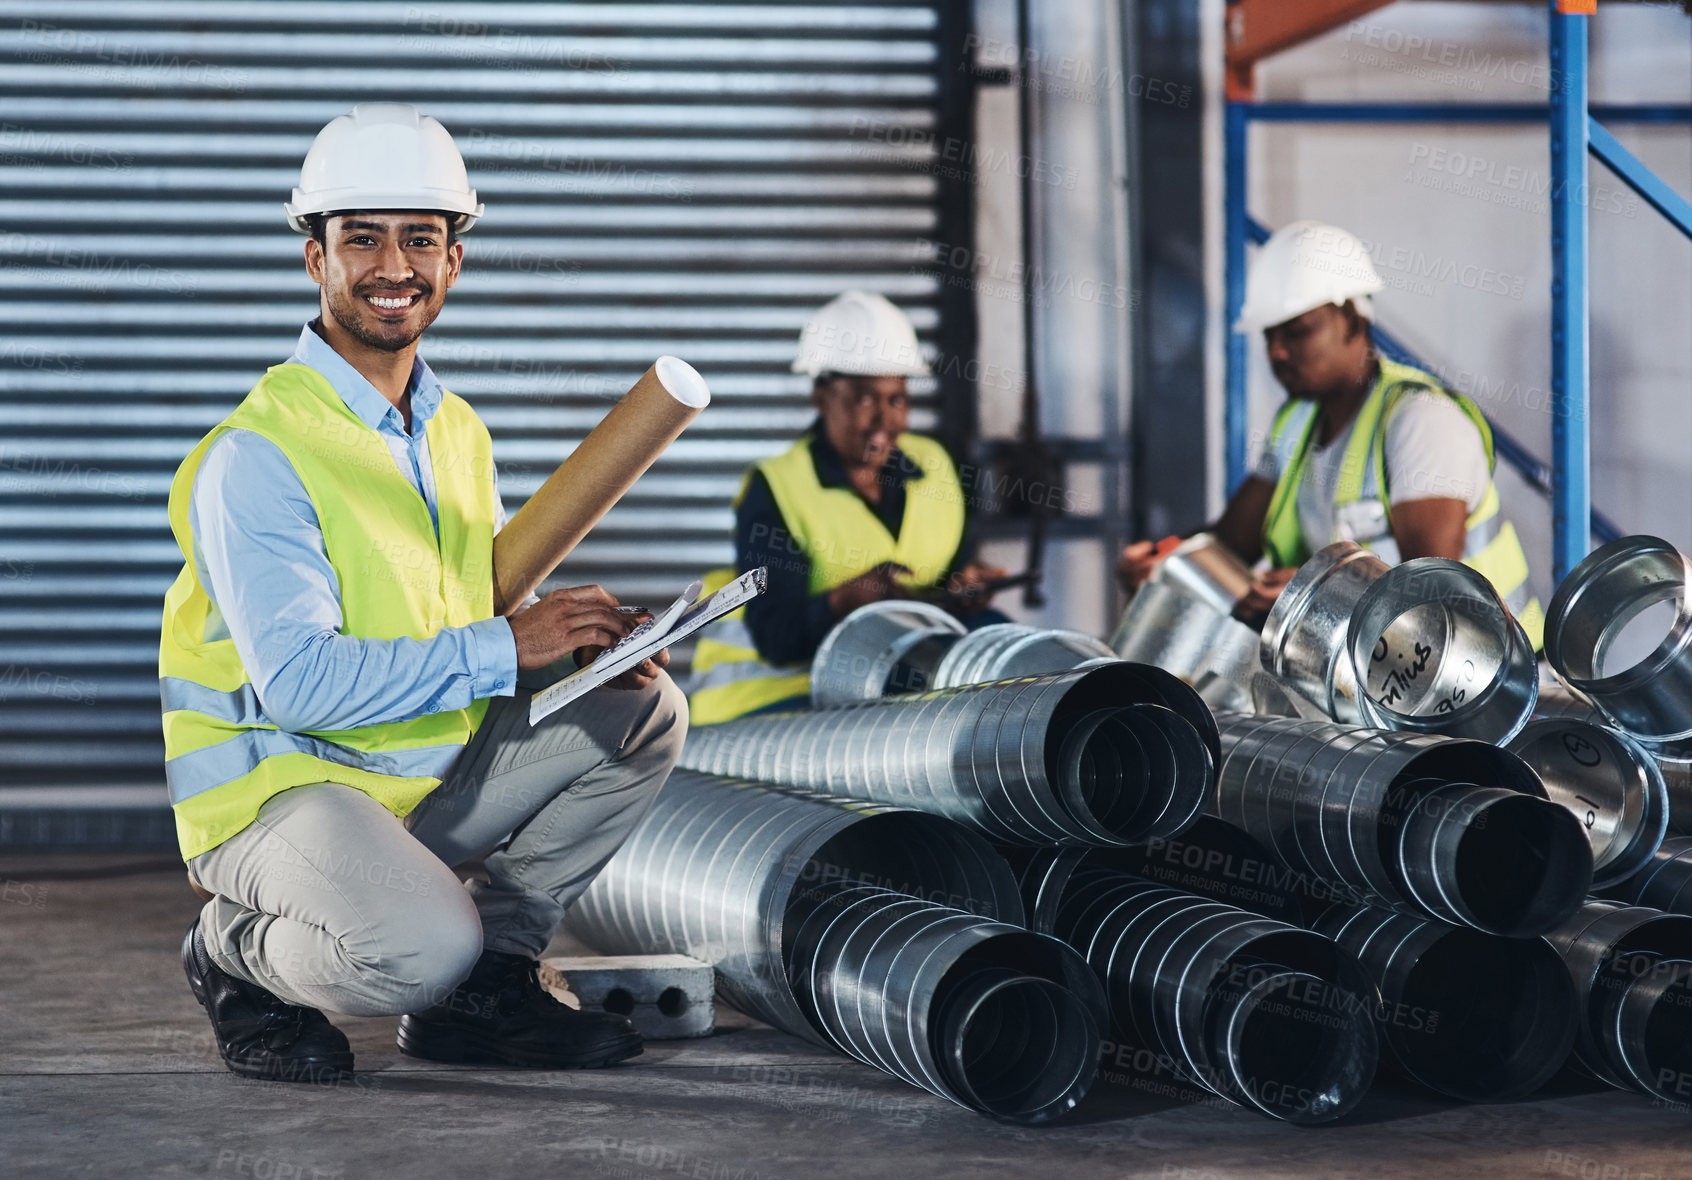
[616,605,650,615]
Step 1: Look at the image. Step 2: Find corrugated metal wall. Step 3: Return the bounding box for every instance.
[0,0,959,840]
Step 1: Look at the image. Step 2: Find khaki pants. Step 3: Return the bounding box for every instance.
[186,674,687,1017]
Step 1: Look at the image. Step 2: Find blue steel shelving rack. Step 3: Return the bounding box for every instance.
[1224,0,1692,582]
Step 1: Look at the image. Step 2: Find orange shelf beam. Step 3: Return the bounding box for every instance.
[1225,0,1400,100]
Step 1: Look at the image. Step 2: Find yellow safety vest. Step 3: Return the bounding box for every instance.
[160,363,498,859]
[1262,358,1543,648]
[687,432,967,725]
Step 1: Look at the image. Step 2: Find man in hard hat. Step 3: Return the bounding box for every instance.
[1118,219,1539,642]
[165,104,685,1083]
[687,291,1007,724]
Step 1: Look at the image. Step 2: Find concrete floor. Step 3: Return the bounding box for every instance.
[5,855,1692,1180]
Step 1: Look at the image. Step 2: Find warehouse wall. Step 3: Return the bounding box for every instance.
[1229,2,1692,606]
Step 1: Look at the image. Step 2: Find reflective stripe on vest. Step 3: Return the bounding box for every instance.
[159,362,497,859]
[685,433,968,725]
[1261,358,1541,647]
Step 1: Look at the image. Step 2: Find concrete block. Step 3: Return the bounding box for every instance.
[538,953,714,1040]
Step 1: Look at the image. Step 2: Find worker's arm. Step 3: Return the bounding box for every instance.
[192,432,625,733]
[1383,388,1492,561]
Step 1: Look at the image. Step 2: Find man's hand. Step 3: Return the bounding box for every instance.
[508,585,638,671]
[827,561,912,618]
[1237,567,1299,618]
[1116,537,1181,592]
[571,644,671,691]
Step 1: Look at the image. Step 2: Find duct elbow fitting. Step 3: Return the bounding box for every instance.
[810,601,966,707]
[1545,534,1692,743]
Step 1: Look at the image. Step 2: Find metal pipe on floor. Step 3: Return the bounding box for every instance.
[1544,535,1692,743]
[930,624,1117,689]
[1545,900,1692,1102]
[1212,712,1592,935]
[1017,855,1379,1124]
[1310,905,1578,1102]
[1110,582,1260,715]
[809,601,966,707]
[1606,837,1692,916]
[1505,718,1668,888]
[1535,683,1692,838]
[681,663,1218,847]
[1262,541,1539,742]
[567,769,1103,1123]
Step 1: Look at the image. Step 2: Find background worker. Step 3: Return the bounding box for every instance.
[165,104,685,1083]
[687,291,1007,724]
[1118,219,1540,643]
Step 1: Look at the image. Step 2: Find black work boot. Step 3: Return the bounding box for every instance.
[397,949,643,1069]
[181,919,354,1083]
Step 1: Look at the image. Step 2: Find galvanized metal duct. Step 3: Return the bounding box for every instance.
[679,663,1218,847]
[1110,583,1259,715]
[784,879,1106,1124]
[929,624,1116,689]
[1150,533,1257,616]
[1019,856,1379,1124]
[1212,713,1592,936]
[1544,535,1692,744]
[1262,541,1538,743]
[1002,816,1305,927]
[1535,684,1692,840]
[565,769,1105,1123]
[809,600,965,708]
[1607,837,1692,916]
[1545,900,1692,1103]
[1505,718,1668,889]
[1309,905,1578,1102]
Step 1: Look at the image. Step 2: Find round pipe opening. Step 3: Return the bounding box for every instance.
[1217,968,1377,1125]
[935,967,1101,1124]
[1619,959,1692,1104]
[1391,929,1578,1101]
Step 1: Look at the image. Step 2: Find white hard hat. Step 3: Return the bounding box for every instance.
[285,103,484,234]
[792,290,930,378]
[1235,219,1384,332]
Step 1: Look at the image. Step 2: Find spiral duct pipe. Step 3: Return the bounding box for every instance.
[1608,838,1692,917]
[1014,855,1378,1124]
[680,663,1218,847]
[1310,905,1577,1102]
[1544,535,1692,743]
[1211,713,1592,936]
[784,879,1106,1124]
[809,601,966,708]
[930,624,1117,689]
[1545,901,1692,1102]
[1110,583,1259,715]
[1505,718,1668,889]
[567,771,1109,1122]
[1263,541,1538,742]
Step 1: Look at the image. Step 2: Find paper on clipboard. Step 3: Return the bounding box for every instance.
[528,567,768,725]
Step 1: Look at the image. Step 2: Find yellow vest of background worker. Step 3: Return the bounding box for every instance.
[688,431,967,725]
[1262,357,1543,647]
[160,363,498,859]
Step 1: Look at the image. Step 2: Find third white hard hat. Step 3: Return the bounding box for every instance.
[285,103,484,234]
[1235,219,1384,332]
[792,291,931,378]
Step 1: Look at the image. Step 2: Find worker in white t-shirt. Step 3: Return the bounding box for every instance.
[1118,219,1540,643]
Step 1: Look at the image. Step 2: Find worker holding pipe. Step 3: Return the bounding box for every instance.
[687,291,1007,724]
[1118,219,1541,645]
[162,104,686,1083]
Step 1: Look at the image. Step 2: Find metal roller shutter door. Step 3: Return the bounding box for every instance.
[0,0,955,842]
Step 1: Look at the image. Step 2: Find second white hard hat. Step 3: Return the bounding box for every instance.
[285,103,484,234]
[1235,219,1384,332]
[792,291,931,378]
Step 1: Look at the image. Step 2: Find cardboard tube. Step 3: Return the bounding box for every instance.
[493,355,709,612]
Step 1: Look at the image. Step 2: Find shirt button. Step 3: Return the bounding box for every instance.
[494,681,507,691]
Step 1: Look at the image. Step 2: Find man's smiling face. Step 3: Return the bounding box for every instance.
[305,212,462,353]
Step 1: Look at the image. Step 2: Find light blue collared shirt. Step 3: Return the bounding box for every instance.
[188,322,517,734]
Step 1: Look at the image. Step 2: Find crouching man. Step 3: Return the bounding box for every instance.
[162,104,685,1082]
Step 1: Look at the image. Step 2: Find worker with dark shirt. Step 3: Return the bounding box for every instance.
[688,291,1005,723]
